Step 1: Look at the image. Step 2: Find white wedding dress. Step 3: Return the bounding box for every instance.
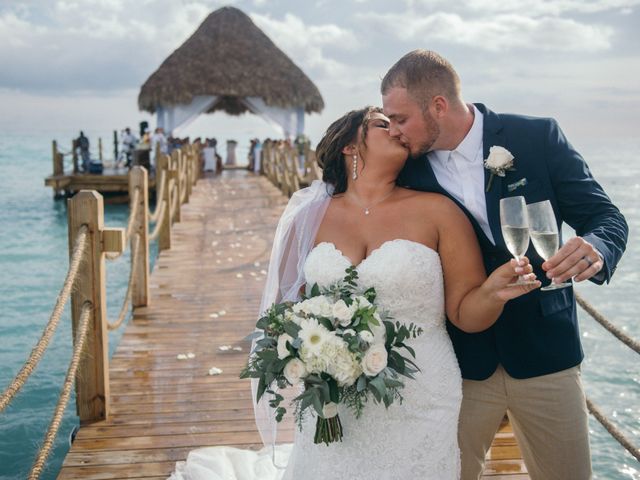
[170,239,462,480]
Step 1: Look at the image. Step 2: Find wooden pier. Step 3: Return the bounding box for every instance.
[45,168,157,200]
[58,170,527,479]
[44,140,157,201]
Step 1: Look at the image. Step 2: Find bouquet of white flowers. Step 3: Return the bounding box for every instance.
[241,266,423,445]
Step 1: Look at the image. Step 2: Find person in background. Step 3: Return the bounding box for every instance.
[77,131,90,172]
[151,127,169,169]
[119,127,137,168]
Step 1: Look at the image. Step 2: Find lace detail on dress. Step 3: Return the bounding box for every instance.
[283,239,462,480]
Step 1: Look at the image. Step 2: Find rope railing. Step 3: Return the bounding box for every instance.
[28,301,93,479]
[260,142,321,198]
[148,200,168,242]
[586,397,640,462]
[170,179,180,222]
[149,170,167,223]
[105,187,141,261]
[575,291,640,355]
[0,225,89,413]
[0,144,203,478]
[106,234,141,331]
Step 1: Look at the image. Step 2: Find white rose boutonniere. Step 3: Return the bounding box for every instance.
[484,146,515,192]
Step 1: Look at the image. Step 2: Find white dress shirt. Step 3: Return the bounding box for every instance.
[428,105,495,243]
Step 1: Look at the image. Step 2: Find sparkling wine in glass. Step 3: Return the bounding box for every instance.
[500,196,537,286]
[527,200,571,291]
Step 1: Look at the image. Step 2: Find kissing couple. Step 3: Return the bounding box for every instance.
[170,49,627,480]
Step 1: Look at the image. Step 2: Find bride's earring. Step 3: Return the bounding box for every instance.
[352,155,358,180]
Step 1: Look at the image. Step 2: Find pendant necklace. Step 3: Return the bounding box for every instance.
[347,188,396,215]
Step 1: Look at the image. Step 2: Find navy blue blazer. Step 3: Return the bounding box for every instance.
[397,104,628,380]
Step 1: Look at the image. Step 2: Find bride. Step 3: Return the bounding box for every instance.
[169,107,539,480]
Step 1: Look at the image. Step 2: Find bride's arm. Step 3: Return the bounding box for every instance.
[434,198,540,333]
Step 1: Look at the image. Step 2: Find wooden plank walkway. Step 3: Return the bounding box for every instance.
[58,170,527,479]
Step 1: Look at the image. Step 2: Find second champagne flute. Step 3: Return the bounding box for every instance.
[500,196,537,286]
[527,200,571,291]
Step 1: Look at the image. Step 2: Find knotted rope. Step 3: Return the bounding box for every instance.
[148,200,168,242]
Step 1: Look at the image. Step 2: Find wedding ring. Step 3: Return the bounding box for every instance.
[583,256,594,267]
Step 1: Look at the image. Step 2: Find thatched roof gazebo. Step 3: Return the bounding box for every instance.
[138,6,324,137]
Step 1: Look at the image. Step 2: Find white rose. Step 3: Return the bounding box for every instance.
[283,358,307,385]
[322,402,339,419]
[277,333,294,359]
[359,330,374,343]
[484,146,514,174]
[332,299,355,326]
[362,344,388,377]
[355,296,371,308]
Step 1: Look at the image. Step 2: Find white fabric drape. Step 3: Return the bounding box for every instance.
[155,96,306,138]
[242,97,305,139]
[156,95,218,135]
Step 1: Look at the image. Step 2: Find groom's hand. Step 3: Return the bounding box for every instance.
[542,236,603,283]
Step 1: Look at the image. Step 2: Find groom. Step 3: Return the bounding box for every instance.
[381,50,628,479]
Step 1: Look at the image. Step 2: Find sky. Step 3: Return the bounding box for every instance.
[0,0,639,153]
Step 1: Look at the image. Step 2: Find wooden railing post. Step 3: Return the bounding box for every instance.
[67,190,124,423]
[159,167,175,251]
[185,148,193,201]
[52,141,63,175]
[129,167,149,307]
[171,150,182,223]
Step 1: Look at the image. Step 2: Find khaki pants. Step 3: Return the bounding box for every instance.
[459,365,592,480]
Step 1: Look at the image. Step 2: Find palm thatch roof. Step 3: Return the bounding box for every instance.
[138,6,324,115]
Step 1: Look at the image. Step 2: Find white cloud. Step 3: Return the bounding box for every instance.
[250,12,358,77]
[410,0,640,16]
[358,11,613,52]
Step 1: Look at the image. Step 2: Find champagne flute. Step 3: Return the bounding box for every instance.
[527,200,571,291]
[500,196,536,286]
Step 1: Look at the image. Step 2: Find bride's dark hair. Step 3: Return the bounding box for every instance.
[315,106,383,195]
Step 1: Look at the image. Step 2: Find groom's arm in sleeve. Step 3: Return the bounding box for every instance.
[544,118,628,284]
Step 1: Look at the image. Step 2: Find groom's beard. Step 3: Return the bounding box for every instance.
[411,112,440,159]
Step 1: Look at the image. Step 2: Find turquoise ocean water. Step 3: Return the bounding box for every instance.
[0,133,638,479]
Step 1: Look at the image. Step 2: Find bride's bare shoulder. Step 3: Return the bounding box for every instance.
[396,188,459,214]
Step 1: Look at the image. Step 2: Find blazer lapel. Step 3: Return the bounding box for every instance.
[476,103,507,250]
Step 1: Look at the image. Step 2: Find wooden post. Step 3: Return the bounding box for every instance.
[98,138,103,162]
[185,148,192,203]
[129,167,149,307]
[156,153,168,205]
[159,168,175,251]
[72,139,79,173]
[113,130,119,164]
[67,190,124,424]
[52,140,64,176]
[171,151,182,223]
[52,141,65,198]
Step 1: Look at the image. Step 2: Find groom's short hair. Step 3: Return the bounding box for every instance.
[381,50,461,106]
